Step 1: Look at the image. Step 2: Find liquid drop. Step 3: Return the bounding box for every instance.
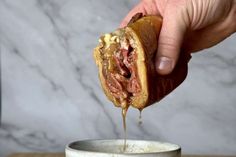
[122,107,128,152]
[138,109,143,125]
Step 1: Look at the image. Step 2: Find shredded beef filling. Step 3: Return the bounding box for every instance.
[103,38,141,105]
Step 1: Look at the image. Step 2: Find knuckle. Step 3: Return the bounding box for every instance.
[158,36,179,50]
[157,36,179,59]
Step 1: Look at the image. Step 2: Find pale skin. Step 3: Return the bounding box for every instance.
[120,0,236,75]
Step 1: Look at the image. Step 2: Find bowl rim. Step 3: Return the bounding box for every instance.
[65,139,181,155]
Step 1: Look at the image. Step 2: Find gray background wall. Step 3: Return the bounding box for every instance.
[1,0,236,156]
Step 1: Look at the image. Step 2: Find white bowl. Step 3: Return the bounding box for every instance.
[66,139,181,157]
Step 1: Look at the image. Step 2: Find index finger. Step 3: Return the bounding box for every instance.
[119,2,147,28]
[120,0,162,28]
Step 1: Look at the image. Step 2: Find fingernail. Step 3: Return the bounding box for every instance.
[156,57,173,72]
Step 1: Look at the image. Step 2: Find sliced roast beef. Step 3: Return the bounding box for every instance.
[104,39,141,103]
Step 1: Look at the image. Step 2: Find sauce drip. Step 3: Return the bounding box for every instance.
[138,109,143,125]
[122,107,128,152]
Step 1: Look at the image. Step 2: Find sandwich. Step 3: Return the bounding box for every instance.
[93,13,191,111]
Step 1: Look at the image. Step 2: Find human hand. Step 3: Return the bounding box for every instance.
[120,0,236,75]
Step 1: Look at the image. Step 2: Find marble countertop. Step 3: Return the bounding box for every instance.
[1,0,236,157]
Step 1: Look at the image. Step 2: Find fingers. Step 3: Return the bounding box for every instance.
[155,3,188,75]
[184,18,236,53]
[120,0,160,28]
[120,2,146,28]
[184,0,236,52]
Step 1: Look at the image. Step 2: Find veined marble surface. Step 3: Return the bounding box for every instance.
[1,0,236,156]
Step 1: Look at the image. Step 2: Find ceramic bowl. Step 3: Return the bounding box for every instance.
[65,139,181,157]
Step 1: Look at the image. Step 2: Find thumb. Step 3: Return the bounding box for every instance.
[155,4,188,75]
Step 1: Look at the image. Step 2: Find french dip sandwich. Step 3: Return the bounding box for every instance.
[94,13,191,110]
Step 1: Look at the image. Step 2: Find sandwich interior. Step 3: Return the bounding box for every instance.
[95,28,148,109]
